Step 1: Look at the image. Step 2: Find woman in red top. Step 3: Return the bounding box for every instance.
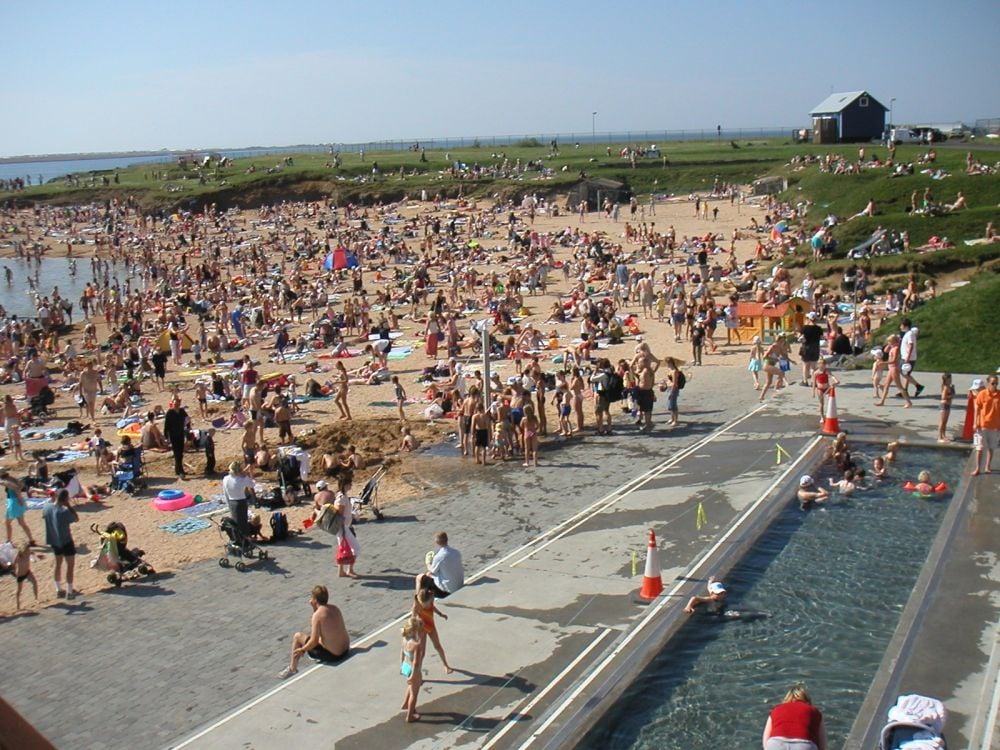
[811,360,839,423]
[762,685,827,750]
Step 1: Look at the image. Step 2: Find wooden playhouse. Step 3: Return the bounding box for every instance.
[735,296,813,343]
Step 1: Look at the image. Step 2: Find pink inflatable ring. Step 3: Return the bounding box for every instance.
[153,491,195,511]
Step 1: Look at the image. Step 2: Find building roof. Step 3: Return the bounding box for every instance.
[810,90,887,115]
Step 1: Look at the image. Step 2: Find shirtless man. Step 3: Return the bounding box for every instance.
[459,390,477,457]
[77,360,102,421]
[471,403,491,465]
[632,359,655,431]
[278,585,350,678]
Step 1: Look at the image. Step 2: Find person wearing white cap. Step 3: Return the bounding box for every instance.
[796,475,829,509]
[684,575,727,614]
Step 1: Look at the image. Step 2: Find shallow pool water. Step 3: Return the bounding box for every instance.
[578,446,966,750]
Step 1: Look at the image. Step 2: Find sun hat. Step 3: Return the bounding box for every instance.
[805,312,817,320]
[800,475,813,486]
[316,480,328,490]
[708,582,726,594]
[972,378,985,390]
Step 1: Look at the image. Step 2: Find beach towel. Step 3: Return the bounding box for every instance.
[178,497,229,517]
[293,394,333,403]
[387,347,414,361]
[159,518,212,536]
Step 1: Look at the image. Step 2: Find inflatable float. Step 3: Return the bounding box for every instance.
[903,480,948,498]
[153,489,195,511]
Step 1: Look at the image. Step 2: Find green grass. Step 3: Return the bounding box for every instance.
[869,268,1000,373]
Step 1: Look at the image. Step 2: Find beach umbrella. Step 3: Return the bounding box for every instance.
[322,252,334,271]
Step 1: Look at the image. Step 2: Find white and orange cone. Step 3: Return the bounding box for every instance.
[821,387,841,435]
[633,529,664,605]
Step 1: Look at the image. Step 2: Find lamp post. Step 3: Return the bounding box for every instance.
[890,97,896,128]
[592,111,597,151]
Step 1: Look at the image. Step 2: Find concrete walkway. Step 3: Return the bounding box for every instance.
[3,368,997,750]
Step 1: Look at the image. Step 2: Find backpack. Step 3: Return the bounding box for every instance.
[605,371,625,402]
[269,511,289,542]
[676,371,687,390]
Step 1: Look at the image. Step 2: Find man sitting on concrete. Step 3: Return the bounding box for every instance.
[279,585,350,678]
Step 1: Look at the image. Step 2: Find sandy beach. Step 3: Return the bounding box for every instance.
[0,190,769,616]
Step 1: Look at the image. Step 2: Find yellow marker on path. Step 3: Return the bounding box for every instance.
[776,443,792,464]
[631,550,638,577]
[696,502,708,530]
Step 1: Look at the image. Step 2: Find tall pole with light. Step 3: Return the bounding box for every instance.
[592,111,597,152]
[890,97,896,128]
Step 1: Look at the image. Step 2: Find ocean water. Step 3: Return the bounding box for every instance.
[0,257,96,321]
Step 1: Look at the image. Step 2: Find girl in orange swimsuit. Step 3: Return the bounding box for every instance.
[412,589,453,673]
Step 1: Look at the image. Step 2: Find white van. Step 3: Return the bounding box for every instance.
[887,128,920,145]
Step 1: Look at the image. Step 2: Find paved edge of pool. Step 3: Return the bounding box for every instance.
[845,446,1000,750]
[534,434,828,750]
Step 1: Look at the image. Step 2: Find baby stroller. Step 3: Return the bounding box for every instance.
[276,447,310,500]
[351,465,386,521]
[29,386,56,417]
[91,521,155,587]
[879,694,947,750]
[218,516,268,572]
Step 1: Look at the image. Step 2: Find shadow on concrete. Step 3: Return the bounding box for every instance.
[468,576,499,587]
[358,572,415,591]
[0,610,40,622]
[369,514,420,525]
[426,668,536,695]
[106,580,177,598]
[50,600,95,616]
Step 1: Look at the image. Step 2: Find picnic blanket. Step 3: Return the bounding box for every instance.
[387,347,414,361]
[159,518,212,535]
[178,497,229,518]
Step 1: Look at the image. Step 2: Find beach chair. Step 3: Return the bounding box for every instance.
[111,448,146,494]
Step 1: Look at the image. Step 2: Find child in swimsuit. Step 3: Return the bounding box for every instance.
[13,541,38,610]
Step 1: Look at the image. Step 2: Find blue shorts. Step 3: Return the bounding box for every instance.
[667,392,679,412]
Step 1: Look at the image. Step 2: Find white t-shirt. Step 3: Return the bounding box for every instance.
[222,473,254,501]
[430,546,464,594]
[900,328,918,362]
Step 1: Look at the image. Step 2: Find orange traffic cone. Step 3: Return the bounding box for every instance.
[633,529,664,605]
[821,387,841,435]
[960,389,976,441]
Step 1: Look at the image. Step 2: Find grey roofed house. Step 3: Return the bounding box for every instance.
[809,90,888,143]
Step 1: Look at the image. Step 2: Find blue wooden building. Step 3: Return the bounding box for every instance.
[810,91,888,143]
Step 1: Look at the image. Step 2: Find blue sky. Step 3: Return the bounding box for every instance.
[2,0,997,156]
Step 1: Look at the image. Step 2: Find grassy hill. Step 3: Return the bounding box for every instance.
[870,269,1000,374]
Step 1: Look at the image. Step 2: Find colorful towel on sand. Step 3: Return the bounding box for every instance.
[294,394,334,403]
[159,518,212,535]
[386,347,414,360]
[178,498,229,517]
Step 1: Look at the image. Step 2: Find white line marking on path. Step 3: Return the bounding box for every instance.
[513,434,823,750]
[506,403,769,568]
[171,402,772,749]
[480,629,613,750]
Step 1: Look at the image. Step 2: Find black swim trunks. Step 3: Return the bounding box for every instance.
[634,388,654,413]
[474,428,489,448]
[308,644,349,663]
[51,541,76,557]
